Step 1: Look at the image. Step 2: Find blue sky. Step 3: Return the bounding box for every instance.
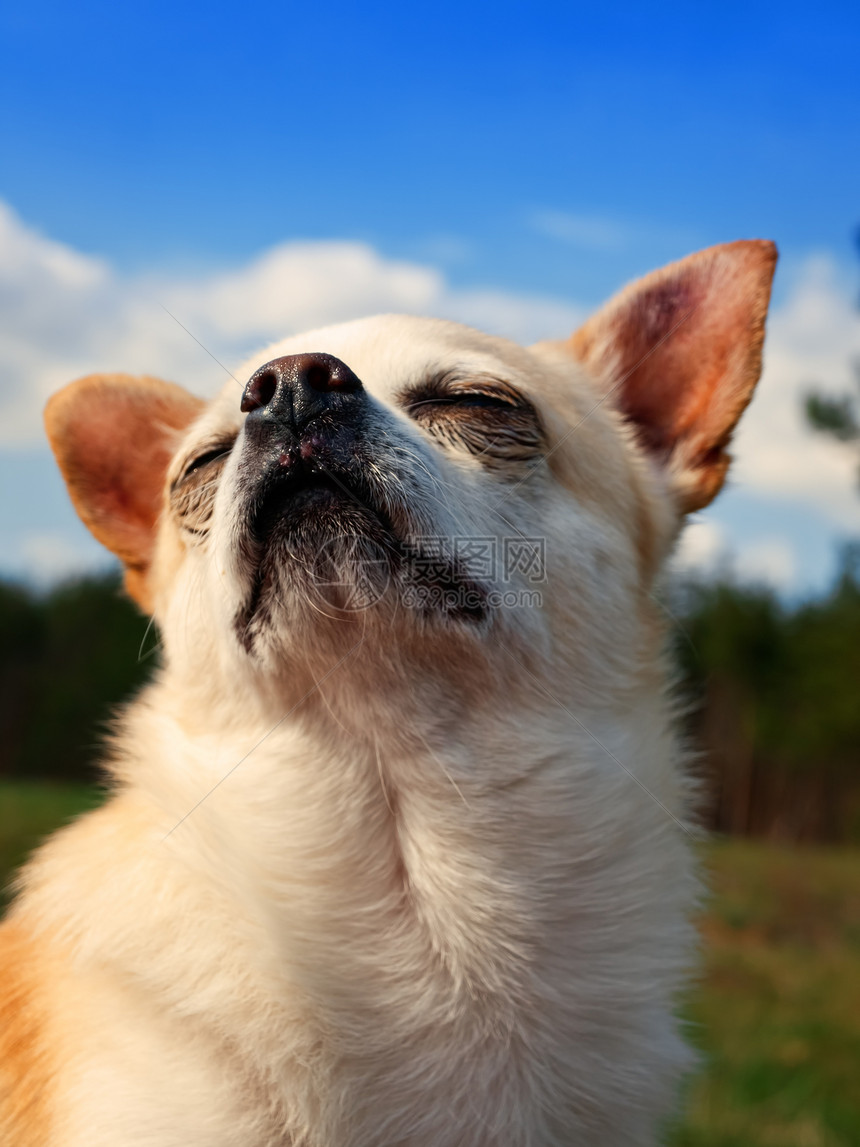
[1,0,859,593]
[4,1,859,287]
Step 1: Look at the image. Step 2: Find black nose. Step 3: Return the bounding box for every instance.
[240,352,364,429]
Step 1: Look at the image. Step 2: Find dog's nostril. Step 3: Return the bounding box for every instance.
[241,371,278,414]
[305,363,333,392]
[255,373,278,407]
[304,359,362,394]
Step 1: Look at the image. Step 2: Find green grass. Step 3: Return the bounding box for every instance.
[0,780,104,909]
[669,840,860,1147]
[1,783,858,1143]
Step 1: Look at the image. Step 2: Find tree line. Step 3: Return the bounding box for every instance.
[0,557,858,842]
[673,547,860,842]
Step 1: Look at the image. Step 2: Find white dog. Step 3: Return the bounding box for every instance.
[0,240,776,1146]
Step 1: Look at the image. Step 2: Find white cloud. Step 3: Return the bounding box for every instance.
[11,531,113,586]
[732,256,860,532]
[732,539,797,590]
[671,522,798,591]
[160,241,444,344]
[529,209,630,252]
[672,519,728,575]
[0,204,584,447]
[527,208,702,256]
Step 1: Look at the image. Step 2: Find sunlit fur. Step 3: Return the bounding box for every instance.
[1,242,776,1146]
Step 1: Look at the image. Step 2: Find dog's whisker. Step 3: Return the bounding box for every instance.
[373,736,396,818]
[408,724,471,811]
[137,614,160,663]
[157,301,243,385]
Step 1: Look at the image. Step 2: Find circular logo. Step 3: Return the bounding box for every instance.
[309,533,393,612]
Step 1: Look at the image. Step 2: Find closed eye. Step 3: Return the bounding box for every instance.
[170,439,236,541]
[404,391,518,414]
[176,443,234,486]
[400,375,543,465]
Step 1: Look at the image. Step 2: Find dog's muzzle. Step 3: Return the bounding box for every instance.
[233,353,489,637]
[234,353,403,638]
[242,351,365,462]
[238,352,380,540]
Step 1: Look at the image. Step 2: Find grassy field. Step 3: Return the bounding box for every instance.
[670,840,860,1147]
[0,781,104,910]
[1,783,858,1144]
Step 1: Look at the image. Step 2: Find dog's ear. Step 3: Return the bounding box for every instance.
[45,374,204,608]
[563,239,777,513]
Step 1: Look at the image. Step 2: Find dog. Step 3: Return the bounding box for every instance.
[0,240,776,1146]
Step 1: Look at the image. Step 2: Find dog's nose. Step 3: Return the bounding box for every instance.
[240,352,363,430]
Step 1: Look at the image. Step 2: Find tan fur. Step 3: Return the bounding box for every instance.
[559,239,777,511]
[45,374,204,609]
[4,241,777,1146]
[0,923,56,1147]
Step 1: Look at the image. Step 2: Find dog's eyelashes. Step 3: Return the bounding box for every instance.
[170,441,236,540]
[183,447,232,479]
[401,381,544,464]
[177,444,234,485]
[405,391,518,414]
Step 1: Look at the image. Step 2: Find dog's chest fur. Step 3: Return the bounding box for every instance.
[21,661,694,1147]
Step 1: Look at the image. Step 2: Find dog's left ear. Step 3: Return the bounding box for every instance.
[561,239,777,513]
[45,374,204,609]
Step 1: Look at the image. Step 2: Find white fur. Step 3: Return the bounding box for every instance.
[13,315,700,1145]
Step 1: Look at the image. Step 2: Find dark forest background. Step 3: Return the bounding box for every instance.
[1,553,858,843]
[675,550,860,842]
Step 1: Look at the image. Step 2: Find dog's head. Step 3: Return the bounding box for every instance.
[45,241,776,717]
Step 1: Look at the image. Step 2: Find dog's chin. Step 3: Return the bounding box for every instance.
[232,474,491,657]
[234,474,399,647]
[250,472,391,544]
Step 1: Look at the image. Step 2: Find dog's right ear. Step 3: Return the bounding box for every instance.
[45,374,204,608]
[552,240,777,514]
